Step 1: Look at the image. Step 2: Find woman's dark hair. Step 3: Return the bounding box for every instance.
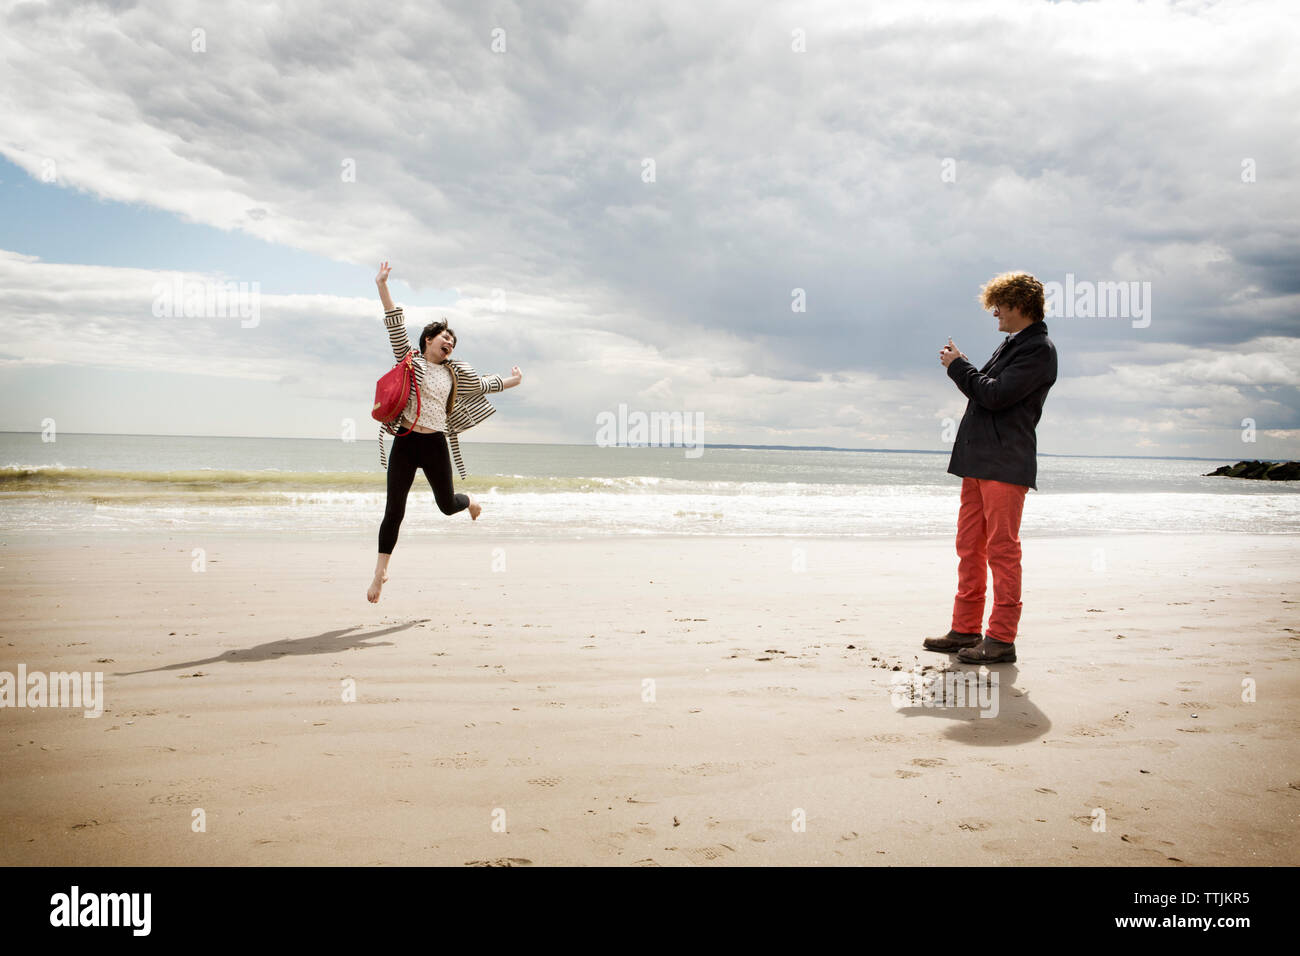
[419,319,457,355]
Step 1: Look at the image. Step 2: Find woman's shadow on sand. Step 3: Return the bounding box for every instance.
[114,620,428,677]
[893,664,1052,746]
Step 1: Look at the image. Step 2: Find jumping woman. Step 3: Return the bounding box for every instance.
[368,261,523,603]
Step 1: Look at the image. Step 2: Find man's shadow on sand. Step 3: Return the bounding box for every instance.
[893,664,1052,746]
[114,620,428,677]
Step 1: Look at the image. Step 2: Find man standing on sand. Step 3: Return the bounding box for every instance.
[926,272,1058,664]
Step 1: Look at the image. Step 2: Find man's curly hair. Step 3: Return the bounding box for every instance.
[979,272,1045,323]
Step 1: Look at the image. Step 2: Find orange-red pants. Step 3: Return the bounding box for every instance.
[951,477,1029,644]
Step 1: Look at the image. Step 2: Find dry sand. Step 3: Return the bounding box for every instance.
[1,531,1296,866]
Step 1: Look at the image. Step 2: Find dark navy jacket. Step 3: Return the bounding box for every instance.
[946,320,1057,490]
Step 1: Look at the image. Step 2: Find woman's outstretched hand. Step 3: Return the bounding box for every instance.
[376,261,392,285]
[504,365,523,388]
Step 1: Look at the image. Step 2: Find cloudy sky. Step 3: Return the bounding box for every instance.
[1,0,1297,459]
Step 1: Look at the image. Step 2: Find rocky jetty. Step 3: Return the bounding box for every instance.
[1204,460,1300,480]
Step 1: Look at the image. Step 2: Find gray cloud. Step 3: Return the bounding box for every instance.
[1,0,1297,457]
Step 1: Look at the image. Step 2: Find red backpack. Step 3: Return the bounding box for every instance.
[372,350,421,436]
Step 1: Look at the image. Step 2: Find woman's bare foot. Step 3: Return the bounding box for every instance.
[467,493,482,521]
[367,568,388,603]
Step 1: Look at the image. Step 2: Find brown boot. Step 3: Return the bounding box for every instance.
[956,636,1017,664]
[922,629,982,652]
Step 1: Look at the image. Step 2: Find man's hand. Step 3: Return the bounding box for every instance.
[940,337,966,368]
[504,365,523,388]
[376,261,392,285]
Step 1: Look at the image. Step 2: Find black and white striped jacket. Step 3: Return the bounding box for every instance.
[378,307,506,477]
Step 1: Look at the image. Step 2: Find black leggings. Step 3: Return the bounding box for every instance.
[378,430,469,553]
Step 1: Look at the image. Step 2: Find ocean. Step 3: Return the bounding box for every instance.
[2,432,1297,538]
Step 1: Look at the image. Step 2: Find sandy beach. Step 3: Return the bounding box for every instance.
[1,531,1296,866]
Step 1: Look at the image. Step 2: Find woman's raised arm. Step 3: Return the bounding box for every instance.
[376,261,413,361]
[376,261,396,312]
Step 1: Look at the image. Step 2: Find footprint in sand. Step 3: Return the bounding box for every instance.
[1069,726,1107,738]
[746,829,779,843]
[465,858,533,867]
[149,791,203,806]
[432,755,489,769]
[957,819,992,832]
[527,776,561,788]
[911,757,948,768]
[895,769,922,779]
[683,844,736,865]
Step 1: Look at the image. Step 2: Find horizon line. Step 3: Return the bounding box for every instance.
[0,430,1265,463]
